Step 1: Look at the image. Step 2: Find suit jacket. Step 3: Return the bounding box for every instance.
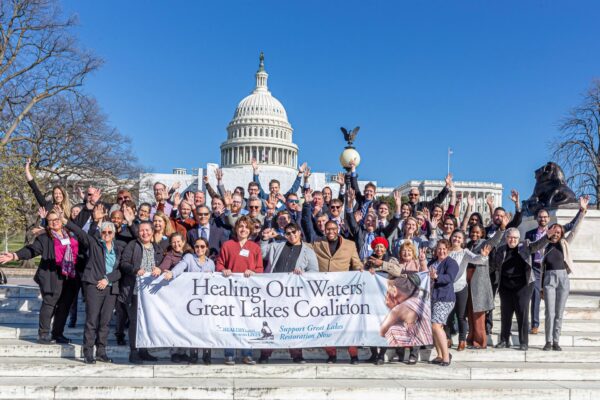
[525,211,579,263]
[345,209,401,255]
[310,237,363,272]
[186,221,229,259]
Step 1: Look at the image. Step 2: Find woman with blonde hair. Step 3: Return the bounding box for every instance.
[372,240,428,364]
[152,211,173,253]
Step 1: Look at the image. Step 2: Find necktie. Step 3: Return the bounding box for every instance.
[201,227,208,240]
[360,232,375,261]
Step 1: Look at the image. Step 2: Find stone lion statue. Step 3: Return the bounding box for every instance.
[522,162,579,216]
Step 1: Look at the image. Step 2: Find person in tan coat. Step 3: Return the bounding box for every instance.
[311,220,363,273]
[310,220,363,364]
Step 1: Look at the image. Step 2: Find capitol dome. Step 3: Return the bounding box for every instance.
[220,53,298,169]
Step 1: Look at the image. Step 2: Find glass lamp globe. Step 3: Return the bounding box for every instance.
[340,148,361,170]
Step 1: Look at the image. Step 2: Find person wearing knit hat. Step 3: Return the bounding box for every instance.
[371,237,389,251]
[364,236,392,365]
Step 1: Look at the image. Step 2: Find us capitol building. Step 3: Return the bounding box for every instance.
[139,54,503,215]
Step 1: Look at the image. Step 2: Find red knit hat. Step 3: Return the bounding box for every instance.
[371,237,389,250]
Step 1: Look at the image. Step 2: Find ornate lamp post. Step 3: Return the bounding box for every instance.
[339,126,361,171]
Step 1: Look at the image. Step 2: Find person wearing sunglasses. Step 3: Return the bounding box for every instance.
[163,237,215,364]
[328,198,350,238]
[285,193,302,224]
[258,223,318,364]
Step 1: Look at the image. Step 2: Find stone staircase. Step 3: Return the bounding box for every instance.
[1,284,600,399]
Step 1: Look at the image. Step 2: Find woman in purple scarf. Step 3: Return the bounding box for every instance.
[0,209,79,344]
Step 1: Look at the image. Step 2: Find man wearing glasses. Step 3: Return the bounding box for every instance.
[187,206,229,259]
[285,193,302,225]
[258,223,319,364]
[406,173,453,215]
[150,182,173,219]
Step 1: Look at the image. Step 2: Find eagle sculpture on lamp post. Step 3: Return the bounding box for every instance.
[339,126,361,171]
[340,126,360,148]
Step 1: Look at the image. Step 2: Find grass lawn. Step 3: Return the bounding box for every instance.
[0,236,39,268]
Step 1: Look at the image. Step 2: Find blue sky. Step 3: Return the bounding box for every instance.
[62,0,599,202]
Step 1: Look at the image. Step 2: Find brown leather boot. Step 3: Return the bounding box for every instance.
[457,341,467,351]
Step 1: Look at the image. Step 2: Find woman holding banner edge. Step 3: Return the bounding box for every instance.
[216,215,264,366]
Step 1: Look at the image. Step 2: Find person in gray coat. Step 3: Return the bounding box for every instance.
[465,224,506,349]
[260,223,319,274]
[258,222,318,364]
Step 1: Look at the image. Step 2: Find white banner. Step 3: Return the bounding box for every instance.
[137,271,432,349]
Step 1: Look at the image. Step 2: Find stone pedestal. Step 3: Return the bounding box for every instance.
[518,209,600,292]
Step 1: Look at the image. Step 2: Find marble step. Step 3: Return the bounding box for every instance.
[0,297,86,312]
[0,311,86,324]
[0,357,599,382]
[0,286,40,299]
[0,376,598,400]
[0,339,598,363]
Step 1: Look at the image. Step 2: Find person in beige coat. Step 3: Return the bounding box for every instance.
[310,220,363,363]
[311,220,363,273]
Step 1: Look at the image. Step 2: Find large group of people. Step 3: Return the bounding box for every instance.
[0,158,590,366]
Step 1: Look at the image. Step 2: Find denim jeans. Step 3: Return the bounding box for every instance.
[224,348,252,358]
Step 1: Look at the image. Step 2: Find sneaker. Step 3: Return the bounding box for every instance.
[350,356,359,365]
[242,356,256,365]
[552,342,562,351]
[326,355,337,364]
[543,342,552,351]
[224,356,235,366]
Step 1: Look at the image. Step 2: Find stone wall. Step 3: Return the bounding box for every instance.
[518,209,600,292]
